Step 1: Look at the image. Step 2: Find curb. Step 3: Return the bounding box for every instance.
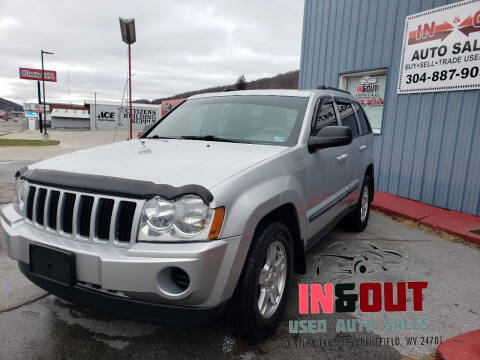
[436,329,480,360]
[371,191,480,246]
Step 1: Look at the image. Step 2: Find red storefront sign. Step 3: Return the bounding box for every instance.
[160,98,185,117]
[19,68,57,82]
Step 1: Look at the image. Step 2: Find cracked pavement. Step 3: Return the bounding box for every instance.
[1,210,479,360]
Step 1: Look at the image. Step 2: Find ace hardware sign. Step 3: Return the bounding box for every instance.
[398,0,480,94]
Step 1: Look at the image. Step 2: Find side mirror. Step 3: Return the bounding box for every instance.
[308,126,353,152]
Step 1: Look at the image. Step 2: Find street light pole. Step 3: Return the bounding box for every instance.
[37,80,43,133]
[119,17,136,140]
[128,44,133,139]
[41,50,54,139]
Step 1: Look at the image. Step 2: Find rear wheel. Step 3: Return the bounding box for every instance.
[343,175,371,232]
[228,222,293,339]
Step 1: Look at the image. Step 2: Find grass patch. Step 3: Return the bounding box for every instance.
[0,139,60,146]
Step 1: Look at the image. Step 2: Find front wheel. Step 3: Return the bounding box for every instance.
[343,175,371,232]
[228,222,293,339]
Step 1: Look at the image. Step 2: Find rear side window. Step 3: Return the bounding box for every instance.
[312,102,337,136]
[337,102,359,137]
[353,103,372,135]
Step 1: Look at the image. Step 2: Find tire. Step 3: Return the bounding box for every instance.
[228,221,293,339]
[343,175,371,232]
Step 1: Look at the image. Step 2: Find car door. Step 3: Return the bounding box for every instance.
[334,99,363,208]
[305,96,354,245]
[352,102,374,189]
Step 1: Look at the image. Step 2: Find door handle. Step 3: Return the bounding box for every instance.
[358,145,367,151]
[336,153,348,162]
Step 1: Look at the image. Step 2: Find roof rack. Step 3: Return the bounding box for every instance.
[316,85,351,95]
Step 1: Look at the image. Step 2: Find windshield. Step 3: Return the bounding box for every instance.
[145,95,309,146]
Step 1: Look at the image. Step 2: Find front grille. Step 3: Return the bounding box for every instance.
[116,201,137,243]
[96,198,114,240]
[48,190,60,229]
[24,184,143,246]
[35,188,47,225]
[26,186,36,220]
[78,195,94,237]
[62,193,76,233]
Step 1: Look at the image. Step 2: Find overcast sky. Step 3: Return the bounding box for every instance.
[0,0,304,105]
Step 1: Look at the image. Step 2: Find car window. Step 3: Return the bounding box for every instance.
[146,95,309,146]
[312,101,337,136]
[352,103,372,135]
[337,102,359,137]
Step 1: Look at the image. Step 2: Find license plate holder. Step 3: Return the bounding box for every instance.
[29,244,76,286]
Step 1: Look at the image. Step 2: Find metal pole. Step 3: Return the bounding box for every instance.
[128,44,133,139]
[41,50,47,136]
[37,80,43,132]
[94,92,97,130]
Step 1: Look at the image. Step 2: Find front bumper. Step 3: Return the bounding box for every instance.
[1,204,253,309]
[18,261,226,324]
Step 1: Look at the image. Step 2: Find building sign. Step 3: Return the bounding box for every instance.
[28,104,50,112]
[24,110,37,118]
[344,71,387,134]
[160,98,185,116]
[119,107,158,125]
[398,0,480,94]
[0,110,5,116]
[90,103,160,131]
[355,76,385,106]
[19,68,57,82]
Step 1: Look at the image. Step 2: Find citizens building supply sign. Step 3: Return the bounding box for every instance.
[398,0,480,94]
[90,103,160,131]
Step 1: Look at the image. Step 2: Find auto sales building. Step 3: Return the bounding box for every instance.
[299,0,480,216]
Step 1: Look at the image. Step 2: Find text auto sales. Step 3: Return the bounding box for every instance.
[404,39,479,85]
[406,39,480,69]
[289,282,429,334]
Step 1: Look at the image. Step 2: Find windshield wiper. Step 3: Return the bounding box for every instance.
[148,135,180,139]
[178,135,246,143]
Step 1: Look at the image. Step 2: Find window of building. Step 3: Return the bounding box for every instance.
[337,102,359,137]
[352,103,372,135]
[339,68,387,134]
[312,101,337,136]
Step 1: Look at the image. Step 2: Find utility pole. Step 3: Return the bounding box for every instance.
[94,92,97,130]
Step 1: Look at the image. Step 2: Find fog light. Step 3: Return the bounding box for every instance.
[157,267,190,296]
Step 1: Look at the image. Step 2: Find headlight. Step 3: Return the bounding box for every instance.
[138,195,224,242]
[13,178,28,215]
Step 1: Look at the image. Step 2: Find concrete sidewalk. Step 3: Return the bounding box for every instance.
[372,191,480,246]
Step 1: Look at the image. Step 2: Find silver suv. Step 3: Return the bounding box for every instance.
[1,89,374,338]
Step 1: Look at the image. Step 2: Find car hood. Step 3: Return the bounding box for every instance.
[29,139,288,189]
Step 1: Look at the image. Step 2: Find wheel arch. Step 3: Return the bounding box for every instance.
[366,163,374,201]
[252,203,306,275]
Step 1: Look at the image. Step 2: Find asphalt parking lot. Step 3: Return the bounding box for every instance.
[0,130,479,360]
